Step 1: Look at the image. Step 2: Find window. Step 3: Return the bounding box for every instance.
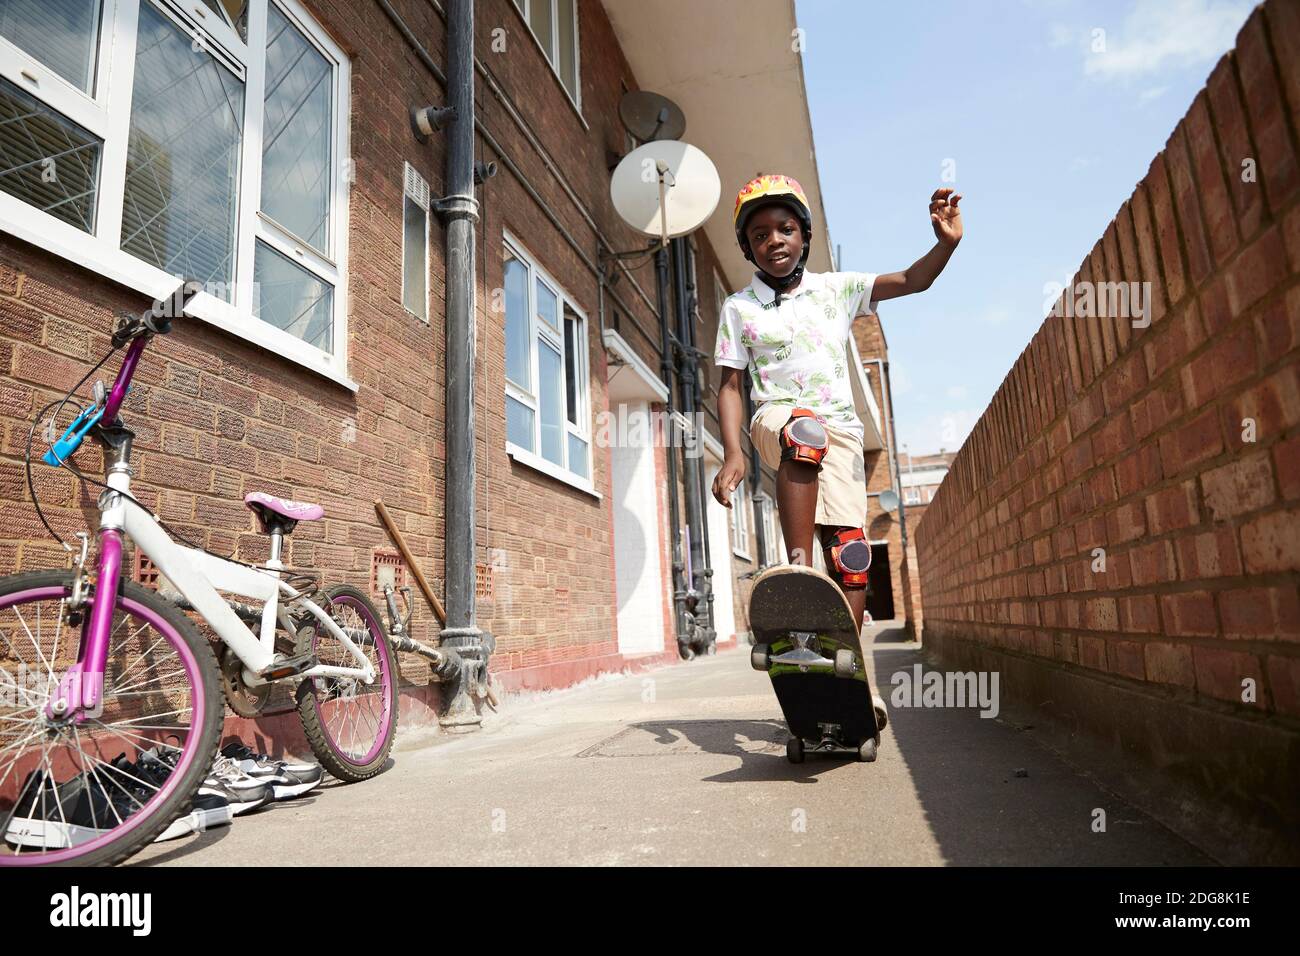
[904,487,921,506]
[512,0,579,108]
[731,477,751,558]
[503,234,591,488]
[0,0,352,384]
[401,162,429,321]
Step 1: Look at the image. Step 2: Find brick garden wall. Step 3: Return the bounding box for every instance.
[914,1,1300,862]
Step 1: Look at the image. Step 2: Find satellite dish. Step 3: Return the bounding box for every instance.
[610,141,720,241]
[879,489,900,513]
[619,90,686,142]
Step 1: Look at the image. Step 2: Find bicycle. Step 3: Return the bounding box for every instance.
[0,282,398,866]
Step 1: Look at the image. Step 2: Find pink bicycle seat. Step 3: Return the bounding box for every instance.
[244,491,325,525]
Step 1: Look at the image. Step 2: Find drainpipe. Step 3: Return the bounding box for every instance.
[672,237,713,656]
[437,0,483,727]
[656,247,691,654]
[684,243,716,650]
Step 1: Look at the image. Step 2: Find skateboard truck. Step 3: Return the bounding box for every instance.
[771,631,834,672]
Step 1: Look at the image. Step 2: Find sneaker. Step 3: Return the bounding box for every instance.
[108,750,233,843]
[199,755,274,816]
[872,694,889,731]
[152,794,233,843]
[4,767,144,849]
[220,743,322,799]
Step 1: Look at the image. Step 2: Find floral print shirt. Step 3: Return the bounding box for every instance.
[713,271,878,444]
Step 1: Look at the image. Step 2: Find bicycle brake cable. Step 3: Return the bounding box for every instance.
[26,344,120,550]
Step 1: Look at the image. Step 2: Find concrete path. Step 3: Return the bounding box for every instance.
[133,626,1215,866]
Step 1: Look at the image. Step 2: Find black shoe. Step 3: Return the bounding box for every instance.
[4,765,146,849]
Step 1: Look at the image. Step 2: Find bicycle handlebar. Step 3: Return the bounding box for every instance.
[43,281,202,468]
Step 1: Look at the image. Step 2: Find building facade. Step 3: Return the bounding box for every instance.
[0,0,908,731]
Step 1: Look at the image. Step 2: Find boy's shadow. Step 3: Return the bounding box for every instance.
[628,719,854,784]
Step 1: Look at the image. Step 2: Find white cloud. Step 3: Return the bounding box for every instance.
[1138,84,1169,104]
[980,306,1015,326]
[1083,0,1253,80]
[946,385,969,401]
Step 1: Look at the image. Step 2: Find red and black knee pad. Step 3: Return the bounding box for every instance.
[779,407,829,471]
[824,527,871,589]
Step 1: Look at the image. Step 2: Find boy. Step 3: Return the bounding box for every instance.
[712,174,962,716]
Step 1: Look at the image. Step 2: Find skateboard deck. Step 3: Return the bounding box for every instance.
[748,563,881,763]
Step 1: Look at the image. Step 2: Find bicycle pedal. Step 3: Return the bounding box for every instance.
[258,652,318,680]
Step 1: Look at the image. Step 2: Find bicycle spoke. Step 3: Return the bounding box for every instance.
[12,607,55,689]
[84,719,190,755]
[111,664,188,697]
[112,624,172,687]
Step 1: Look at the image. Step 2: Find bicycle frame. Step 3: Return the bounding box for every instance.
[46,336,376,723]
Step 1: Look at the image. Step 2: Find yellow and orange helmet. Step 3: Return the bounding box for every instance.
[733,173,813,265]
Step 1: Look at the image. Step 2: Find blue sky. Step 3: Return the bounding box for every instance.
[797,0,1255,457]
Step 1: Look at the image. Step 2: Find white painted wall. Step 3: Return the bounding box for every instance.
[610,401,666,655]
[704,462,737,644]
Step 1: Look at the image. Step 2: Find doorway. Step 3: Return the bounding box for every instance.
[866,542,894,621]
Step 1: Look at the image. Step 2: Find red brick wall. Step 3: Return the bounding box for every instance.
[915,2,1300,719]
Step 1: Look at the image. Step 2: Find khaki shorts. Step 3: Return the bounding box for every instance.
[750,404,868,528]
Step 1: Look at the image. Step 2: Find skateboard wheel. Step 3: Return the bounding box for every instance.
[750,644,771,671]
[786,737,805,764]
[857,738,878,763]
[833,648,857,677]
[679,643,695,661]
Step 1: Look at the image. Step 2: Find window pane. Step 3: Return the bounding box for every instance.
[529,0,553,62]
[556,0,576,99]
[121,2,243,292]
[261,2,332,252]
[199,0,247,38]
[535,279,557,331]
[506,395,533,451]
[563,311,578,425]
[504,254,530,388]
[538,340,563,465]
[253,240,333,351]
[0,0,100,94]
[402,195,426,319]
[567,434,587,479]
[0,76,100,231]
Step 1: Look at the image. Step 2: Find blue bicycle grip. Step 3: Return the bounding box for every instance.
[42,405,106,468]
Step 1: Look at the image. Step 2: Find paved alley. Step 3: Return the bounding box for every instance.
[133,627,1215,867]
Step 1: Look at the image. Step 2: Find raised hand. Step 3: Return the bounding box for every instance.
[929,188,963,247]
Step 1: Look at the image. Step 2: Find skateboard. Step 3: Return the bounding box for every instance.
[748,564,881,763]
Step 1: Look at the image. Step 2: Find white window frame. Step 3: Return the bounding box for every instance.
[0,0,354,388]
[510,0,581,115]
[503,231,595,496]
[401,162,430,322]
[904,486,922,506]
[731,477,752,560]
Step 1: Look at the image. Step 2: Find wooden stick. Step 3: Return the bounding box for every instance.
[375,500,447,626]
